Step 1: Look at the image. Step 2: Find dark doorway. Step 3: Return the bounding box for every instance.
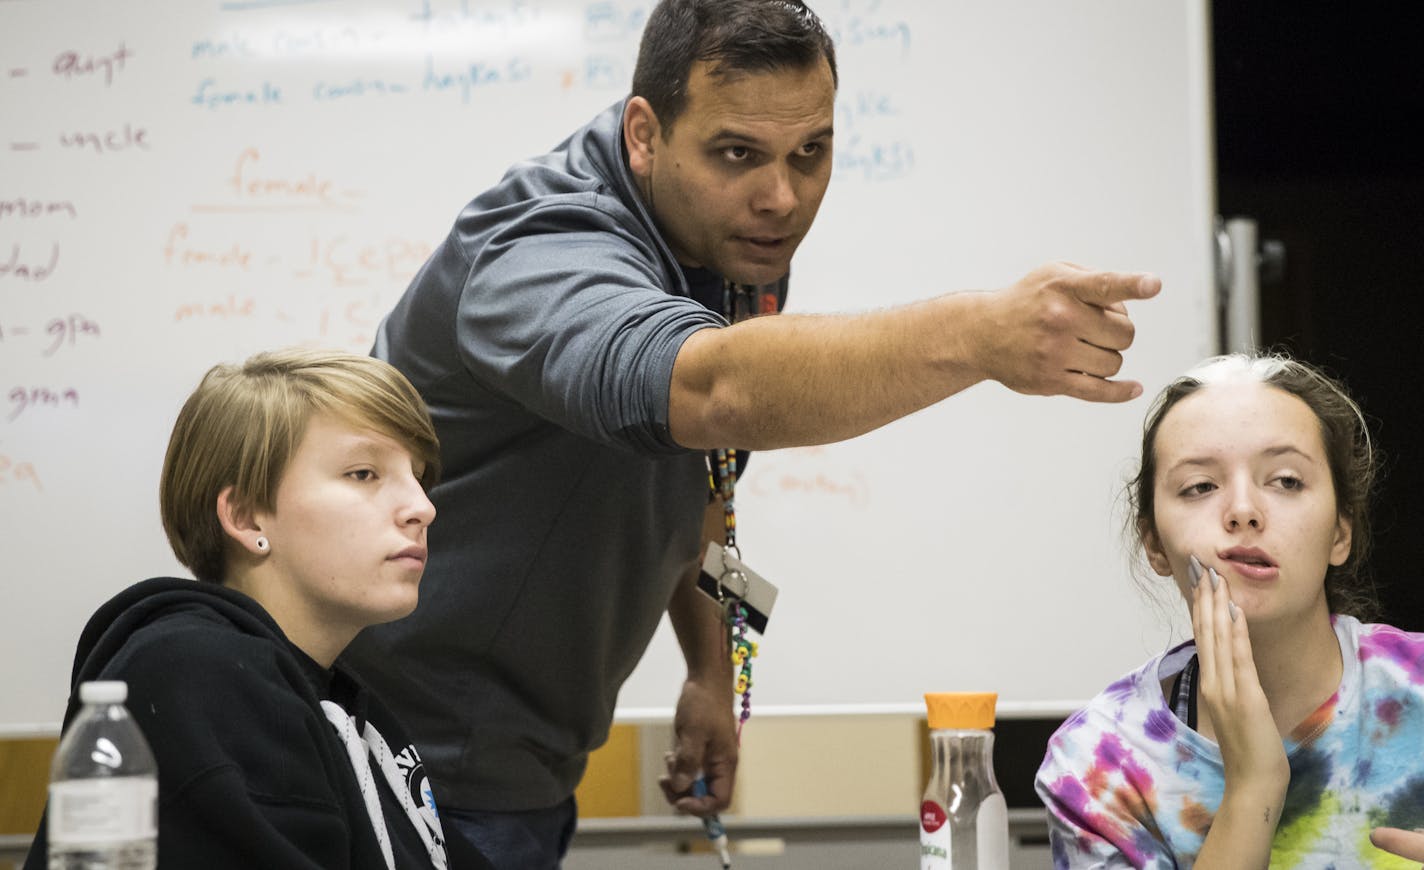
[1213,5,1424,628]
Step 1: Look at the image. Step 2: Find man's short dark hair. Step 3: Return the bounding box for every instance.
[632,0,838,132]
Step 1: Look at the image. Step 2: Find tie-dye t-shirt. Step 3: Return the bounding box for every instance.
[1035,616,1424,869]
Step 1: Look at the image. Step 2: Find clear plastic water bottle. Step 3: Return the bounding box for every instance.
[919,692,1009,870]
[47,681,157,870]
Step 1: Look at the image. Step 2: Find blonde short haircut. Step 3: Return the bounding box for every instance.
[159,347,440,584]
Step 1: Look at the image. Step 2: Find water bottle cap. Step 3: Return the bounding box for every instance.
[79,681,128,704]
[924,692,996,729]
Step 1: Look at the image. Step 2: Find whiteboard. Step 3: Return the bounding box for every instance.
[0,0,1211,730]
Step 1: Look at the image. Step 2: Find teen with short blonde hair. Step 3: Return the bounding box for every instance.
[27,348,487,870]
[160,347,440,584]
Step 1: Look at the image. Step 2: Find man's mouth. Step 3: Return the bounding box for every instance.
[737,235,787,248]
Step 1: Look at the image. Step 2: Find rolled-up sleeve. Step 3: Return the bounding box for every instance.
[455,196,722,454]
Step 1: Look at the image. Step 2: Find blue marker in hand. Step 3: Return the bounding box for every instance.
[692,777,731,869]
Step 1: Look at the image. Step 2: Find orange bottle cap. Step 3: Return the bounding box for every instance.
[923,692,997,730]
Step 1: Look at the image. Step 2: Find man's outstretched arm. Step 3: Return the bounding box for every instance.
[669,262,1161,450]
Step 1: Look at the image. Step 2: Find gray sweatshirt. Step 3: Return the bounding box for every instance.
[344,100,733,811]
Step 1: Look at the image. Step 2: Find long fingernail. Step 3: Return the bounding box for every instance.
[1228,601,1239,622]
[1188,555,1202,589]
[1209,567,1220,590]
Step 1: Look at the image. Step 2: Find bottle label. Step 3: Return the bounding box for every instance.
[919,799,951,869]
[49,777,157,846]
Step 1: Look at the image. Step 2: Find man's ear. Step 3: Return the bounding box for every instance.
[623,96,661,182]
[1141,520,1173,577]
[217,486,267,556]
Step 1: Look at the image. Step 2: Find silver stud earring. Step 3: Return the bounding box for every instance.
[255,536,269,553]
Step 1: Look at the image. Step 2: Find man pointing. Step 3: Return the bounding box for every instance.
[346,1,1159,866]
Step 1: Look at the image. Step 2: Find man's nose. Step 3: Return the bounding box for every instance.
[752,162,797,216]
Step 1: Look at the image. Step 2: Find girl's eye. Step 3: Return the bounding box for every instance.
[347,469,377,482]
[1275,475,1303,491]
[1181,481,1215,497]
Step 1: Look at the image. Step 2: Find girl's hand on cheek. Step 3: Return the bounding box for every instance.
[1191,557,1290,810]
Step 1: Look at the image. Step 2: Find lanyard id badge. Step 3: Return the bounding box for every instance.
[700,443,779,635]
[697,541,778,635]
[695,280,787,734]
[698,533,777,737]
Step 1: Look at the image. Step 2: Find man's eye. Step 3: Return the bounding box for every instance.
[798,142,823,157]
[723,146,751,161]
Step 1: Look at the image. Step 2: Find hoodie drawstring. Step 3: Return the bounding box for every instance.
[322,701,448,870]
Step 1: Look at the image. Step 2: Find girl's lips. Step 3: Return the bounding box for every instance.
[1221,546,1276,566]
[1223,556,1279,582]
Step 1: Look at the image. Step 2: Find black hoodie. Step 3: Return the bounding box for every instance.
[24,578,491,870]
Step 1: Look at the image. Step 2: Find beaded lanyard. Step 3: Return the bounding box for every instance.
[709,446,757,738]
[709,281,760,739]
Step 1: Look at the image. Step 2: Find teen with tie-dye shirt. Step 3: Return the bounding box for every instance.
[1035,354,1424,869]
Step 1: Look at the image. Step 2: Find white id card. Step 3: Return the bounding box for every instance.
[697,541,778,634]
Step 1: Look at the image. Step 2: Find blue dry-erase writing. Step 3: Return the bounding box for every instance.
[692,777,731,868]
